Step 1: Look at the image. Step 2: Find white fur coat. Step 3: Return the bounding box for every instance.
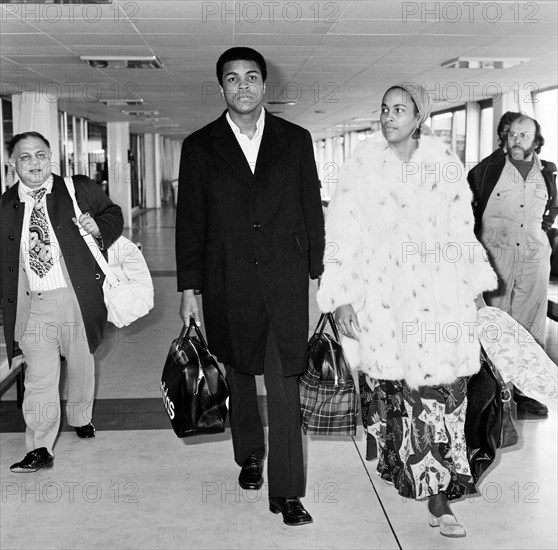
[317,134,498,388]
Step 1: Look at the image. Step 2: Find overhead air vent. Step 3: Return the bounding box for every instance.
[80,56,164,69]
[441,57,529,69]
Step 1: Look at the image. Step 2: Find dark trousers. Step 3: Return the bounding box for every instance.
[225,329,305,497]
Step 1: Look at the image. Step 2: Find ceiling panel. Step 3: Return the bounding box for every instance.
[133,18,230,34]
[141,34,232,47]
[329,19,427,34]
[0,0,555,140]
[130,0,234,20]
[47,33,147,46]
[235,20,335,35]
[22,18,138,34]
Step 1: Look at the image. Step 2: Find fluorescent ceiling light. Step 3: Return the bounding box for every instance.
[80,56,163,69]
[101,99,144,106]
[441,57,529,69]
[266,101,297,105]
[121,110,159,116]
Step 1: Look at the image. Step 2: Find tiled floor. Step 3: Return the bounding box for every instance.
[1,207,557,550]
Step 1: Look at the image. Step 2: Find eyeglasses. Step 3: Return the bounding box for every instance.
[508,131,533,141]
[15,151,49,162]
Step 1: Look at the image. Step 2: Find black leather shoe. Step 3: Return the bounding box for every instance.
[10,448,54,473]
[269,496,313,526]
[514,393,548,416]
[238,455,263,490]
[75,423,96,438]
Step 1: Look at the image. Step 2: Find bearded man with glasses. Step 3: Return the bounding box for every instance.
[468,115,557,416]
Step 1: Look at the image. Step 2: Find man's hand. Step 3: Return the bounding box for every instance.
[180,289,201,325]
[73,212,100,238]
[334,303,361,340]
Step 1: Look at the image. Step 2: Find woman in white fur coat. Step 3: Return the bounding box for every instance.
[317,83,498,538]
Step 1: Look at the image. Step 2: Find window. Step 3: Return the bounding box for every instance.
[533,87,557,164]
[430,108,466,163]
[479,102,494,160]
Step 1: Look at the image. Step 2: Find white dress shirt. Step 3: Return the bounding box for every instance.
[18,176,67,291]
[226,108,266,173]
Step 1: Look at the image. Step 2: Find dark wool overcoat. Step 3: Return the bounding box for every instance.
[176,111,325,376]
[0,174,123,365]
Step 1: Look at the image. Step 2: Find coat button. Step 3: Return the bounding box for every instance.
[13,204,19,209]
[95,273,101,280]
[7,298,13,303]
[253,223,261,229]
[8,266,14,272]
[8,235,14,241]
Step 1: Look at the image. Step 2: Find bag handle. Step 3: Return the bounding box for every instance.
[63,176,119,286]
[177,318,215,396]
[312,313,342,386]
[176,318,210,353]
[313,312,342,343]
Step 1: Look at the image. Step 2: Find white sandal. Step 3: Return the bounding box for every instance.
[428,511,466,538]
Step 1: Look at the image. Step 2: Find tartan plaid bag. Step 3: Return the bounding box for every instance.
[299,313,358,436]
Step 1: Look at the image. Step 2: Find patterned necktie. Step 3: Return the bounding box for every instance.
[29,187,53,277]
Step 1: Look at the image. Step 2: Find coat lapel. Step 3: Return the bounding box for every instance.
[1,184,25,250]
[211,113,254,185]
[254,111,285,185]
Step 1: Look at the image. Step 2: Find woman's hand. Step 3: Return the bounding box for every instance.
[334,304,361,340]
[73,212,100,238]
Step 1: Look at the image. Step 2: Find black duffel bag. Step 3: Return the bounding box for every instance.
[465,348,504,482]
[161,319,229,437]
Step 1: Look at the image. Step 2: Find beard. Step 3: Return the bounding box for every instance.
[509,143,536,160]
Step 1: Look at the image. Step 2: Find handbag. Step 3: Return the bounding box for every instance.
[299,313,358,436]
[64,176,154,328]
[491,357,519,449]
[160,320,229,437]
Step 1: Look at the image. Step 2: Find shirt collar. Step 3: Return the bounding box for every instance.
[18,175,54,201]
[505,152,542,171]
[226,108,265,139]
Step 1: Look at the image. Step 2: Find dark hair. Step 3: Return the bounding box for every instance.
[216,47,267,85]
[510,115,545,154]
[8,131,51,157]
[496,111,521,148]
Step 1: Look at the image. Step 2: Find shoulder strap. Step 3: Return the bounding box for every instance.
[63,176,116,282]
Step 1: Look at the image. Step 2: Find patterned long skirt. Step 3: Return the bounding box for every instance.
[361,375,475,501]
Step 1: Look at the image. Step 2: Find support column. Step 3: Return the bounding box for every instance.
[11,92,60,174]
[322,137,334,200]
[107,121,132,228]
[144,133,161,209]
[465,102,481,167]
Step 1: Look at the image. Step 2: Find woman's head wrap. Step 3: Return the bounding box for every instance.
[386,82,433,137]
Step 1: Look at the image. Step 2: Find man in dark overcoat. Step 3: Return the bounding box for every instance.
[176,47,325,526]
[0,131,123,471]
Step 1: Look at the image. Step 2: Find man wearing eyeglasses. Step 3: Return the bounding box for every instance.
[468,115,558,416]
[0,131,123,471]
